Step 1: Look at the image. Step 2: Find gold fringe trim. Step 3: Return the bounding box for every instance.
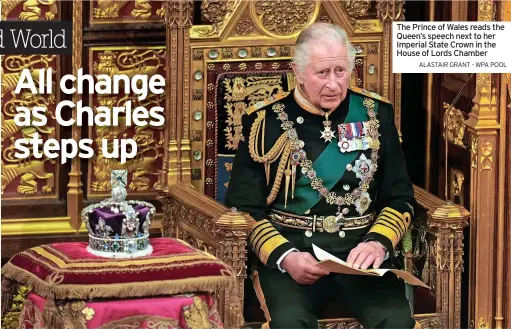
[2,263,233,301]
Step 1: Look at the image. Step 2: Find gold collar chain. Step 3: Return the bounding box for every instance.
[272,97,380,217]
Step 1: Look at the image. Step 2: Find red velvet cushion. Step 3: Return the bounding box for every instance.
[2,238,234,300]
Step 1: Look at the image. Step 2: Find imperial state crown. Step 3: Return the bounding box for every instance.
[81,170,156,258]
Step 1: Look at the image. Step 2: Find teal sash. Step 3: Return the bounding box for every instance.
[273,94,378,214]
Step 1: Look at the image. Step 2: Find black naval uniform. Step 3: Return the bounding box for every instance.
[225,86,417,329]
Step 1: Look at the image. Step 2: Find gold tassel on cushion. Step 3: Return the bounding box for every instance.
[43,293,59,329]
[1,279,14,316]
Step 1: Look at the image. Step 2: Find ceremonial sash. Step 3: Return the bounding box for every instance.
[273,94,379,214]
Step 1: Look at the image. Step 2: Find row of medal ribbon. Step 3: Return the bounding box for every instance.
[337,121,376,153]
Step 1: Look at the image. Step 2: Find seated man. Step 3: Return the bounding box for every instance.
[225,22,417,329]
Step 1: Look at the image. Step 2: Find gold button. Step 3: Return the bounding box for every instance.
[338,231,346,238]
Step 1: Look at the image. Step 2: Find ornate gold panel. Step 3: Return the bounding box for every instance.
[193,0,245,38]
[89,0,165,25]
[87,46,166,197]
[1,55,60,199]
[0,0,58,21]
[1,0,61,200]
[232,13,258,37]
[192,0,384,40]
[191,44,296,199]
[342,0,372,19]
[249,0,321,38]
[341,0,383,34]
[480,138,493,172]
[443,102,467,148]
[450,168,465,205]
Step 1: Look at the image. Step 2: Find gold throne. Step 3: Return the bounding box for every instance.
[159,1,469,328]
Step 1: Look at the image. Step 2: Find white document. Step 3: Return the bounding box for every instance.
[312,244,430,289]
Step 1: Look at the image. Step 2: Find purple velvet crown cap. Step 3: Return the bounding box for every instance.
[87,203,151,238]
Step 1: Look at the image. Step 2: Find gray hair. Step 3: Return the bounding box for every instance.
[292,23,356,73]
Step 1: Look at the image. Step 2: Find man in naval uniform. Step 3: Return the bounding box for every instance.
[225,22,417,329]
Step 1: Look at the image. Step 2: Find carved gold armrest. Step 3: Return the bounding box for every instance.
[157,184,255,328]
[413,185,469,329]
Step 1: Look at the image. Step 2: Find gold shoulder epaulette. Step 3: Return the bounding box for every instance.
[245,91,290,115]
[349,86,391,104]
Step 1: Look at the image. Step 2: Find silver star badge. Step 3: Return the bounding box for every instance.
[320,126,335,143]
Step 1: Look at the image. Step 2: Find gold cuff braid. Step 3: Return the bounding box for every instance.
[369,207,412,248]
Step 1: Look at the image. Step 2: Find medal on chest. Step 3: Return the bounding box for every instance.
[320,112,335,143]
[352,154,373,180]
[337,121,376,153]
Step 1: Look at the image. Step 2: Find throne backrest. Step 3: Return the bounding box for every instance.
[188,1,393,203]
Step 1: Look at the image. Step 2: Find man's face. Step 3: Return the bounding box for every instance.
[293,42,351,110]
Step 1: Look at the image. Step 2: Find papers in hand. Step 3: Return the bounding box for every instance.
[312,244,430,289]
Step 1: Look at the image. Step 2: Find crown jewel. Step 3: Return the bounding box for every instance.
[81,170,155,258]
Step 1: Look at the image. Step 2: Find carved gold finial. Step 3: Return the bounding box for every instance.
[431,201,470,220]
[216,207,256,230]
[451,170,465,205]
[431,201,470,224]
[443,102,467,148]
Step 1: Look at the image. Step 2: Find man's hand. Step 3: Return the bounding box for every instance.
[346,241,386,270]
[281,252,330,285]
